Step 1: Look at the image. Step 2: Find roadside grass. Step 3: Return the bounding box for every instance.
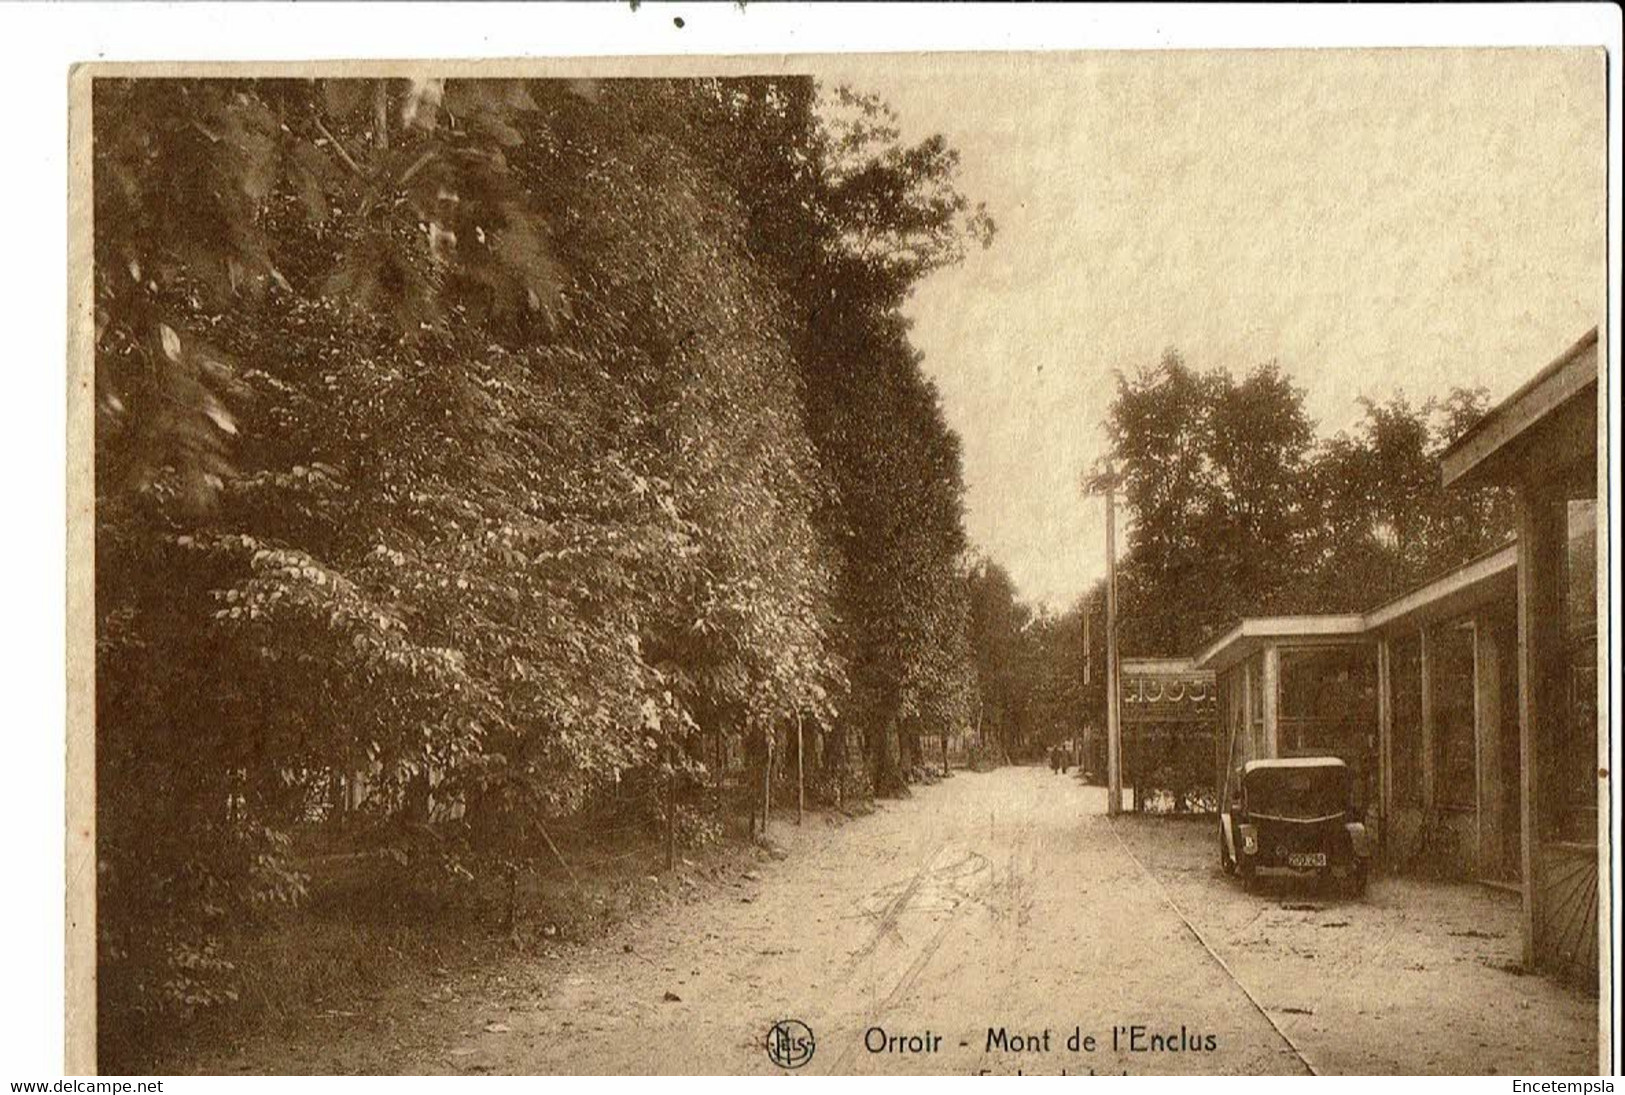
[103,798,824,1075]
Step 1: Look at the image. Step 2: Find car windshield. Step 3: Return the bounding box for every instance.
[1245,765,1349,819]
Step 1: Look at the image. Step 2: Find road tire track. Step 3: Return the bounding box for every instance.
[830,852,989,1072]
[1108,817,1318,1076]
[842,838,950,972]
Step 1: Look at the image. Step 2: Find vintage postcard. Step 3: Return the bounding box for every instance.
[67,46,1613,1076]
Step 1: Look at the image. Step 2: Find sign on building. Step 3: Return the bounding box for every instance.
[1120,657,1217,724]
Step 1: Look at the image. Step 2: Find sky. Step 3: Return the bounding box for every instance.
[816,50,1607,609]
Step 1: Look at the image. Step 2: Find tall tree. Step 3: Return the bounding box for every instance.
[1109,353,1314,651]
[1108,350,1513,655]
[94,78,998,1051]
[1306,389,1514,608]
[673,78,995,794]
[93,77,861,1036]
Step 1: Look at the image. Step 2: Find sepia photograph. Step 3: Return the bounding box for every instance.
[65,39,1612,1078]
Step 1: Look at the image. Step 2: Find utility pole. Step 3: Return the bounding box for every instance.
[1104,476,1122,816]
[1086,463,1124,816]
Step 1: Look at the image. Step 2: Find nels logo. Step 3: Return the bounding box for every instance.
[766,1019,815,1070]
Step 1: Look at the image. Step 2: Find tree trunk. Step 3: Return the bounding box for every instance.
[760,727,773,839]
[373,80,390,151]
[664,744,676,871]
[870,714,907,796]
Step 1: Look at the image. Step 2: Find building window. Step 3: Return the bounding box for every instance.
[1559,498,1598,839]
[1278,643,1377,803]
[1489,610,1521,880]
[1432,623,1477,810]
[1245,654,1265,758]
[1391,634,1423,807]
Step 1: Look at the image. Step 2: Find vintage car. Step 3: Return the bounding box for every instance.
[1218,757,1370,895]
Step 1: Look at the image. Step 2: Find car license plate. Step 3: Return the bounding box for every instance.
[1287,852,1327,868]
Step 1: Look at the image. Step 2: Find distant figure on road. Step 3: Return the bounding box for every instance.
[1049,746,1060,773]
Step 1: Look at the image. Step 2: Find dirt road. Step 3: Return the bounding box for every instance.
[198,766,1597,1075]
[1113,807,1598,1075]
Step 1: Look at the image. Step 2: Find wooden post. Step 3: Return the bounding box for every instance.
[1262,646,1280,757]
[1240,660,1253,758]
[942,729,950,776]
[1516,494,1564,967]
[1419,627,1436,812]
[1474,615,1503,879]
[796,713,805,826]
[1377,636,1394,861]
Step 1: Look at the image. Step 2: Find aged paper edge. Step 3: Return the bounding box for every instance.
[66,62,96,1078]
[63,51,1618,1076]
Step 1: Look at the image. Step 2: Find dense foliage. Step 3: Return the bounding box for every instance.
[960,353,1511,770]
[965,559,1092,760]
[92,74,1505,1050]
[1106,350,1512,655]
[93,76,990,1032]
[671,84,992,793]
